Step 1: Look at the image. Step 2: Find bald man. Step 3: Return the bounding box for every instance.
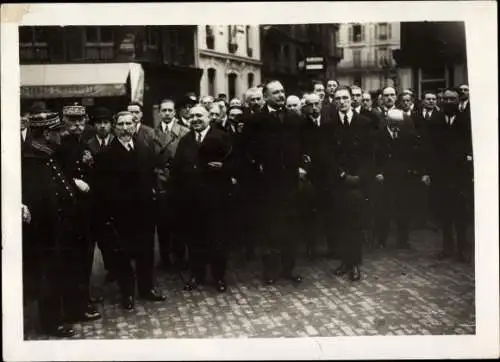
[373,109,429,249]
[171,105,234,292]
[286,95,302,115]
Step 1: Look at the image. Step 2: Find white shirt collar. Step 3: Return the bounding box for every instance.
[135,123,141,133]
[338,109,354,124]
[445,114,457,125]
[97,134,111,146]
[118,138,134,150]
[312,115,321,126]
[355,105,362,114]
[161,120,174,133]
[267,105,281,113]
[196,125,210,143]
[424,108,433,116]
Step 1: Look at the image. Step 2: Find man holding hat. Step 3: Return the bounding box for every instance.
[22,107,80,337]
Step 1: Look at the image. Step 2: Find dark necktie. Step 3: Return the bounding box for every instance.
[343,113,349,128]
[196,132,202,145]
[424,111,431,120]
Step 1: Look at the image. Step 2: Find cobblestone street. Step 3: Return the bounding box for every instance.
[24,227,475,340]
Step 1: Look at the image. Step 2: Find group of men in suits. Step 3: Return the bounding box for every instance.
[21,78,473,338]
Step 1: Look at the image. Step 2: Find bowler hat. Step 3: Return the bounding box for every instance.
[91,107,113,123]
[178,93,198,108]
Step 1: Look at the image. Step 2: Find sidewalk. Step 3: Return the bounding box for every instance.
[24,227,475,339]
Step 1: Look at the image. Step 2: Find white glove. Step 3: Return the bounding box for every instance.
[22,204,31,224]
[375,174,384,182]
[298,167,307,180]
[74,178,90,193]
[421,175,431,186]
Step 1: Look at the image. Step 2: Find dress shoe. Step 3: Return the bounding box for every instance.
[183,278,200,291]
[349,265,361,281]
[44,324,75,338]
[139,288,166,301]
[121,295,135,310]
[67,304,101,322]
[285,274,303,284]
[89,295,104,304]
[334,263,350,276]
[263,278,275,285]
[215,280,227,293]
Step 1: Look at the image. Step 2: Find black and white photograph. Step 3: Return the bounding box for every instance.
[2,2,498,360]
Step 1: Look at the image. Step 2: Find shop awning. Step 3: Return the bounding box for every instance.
[20,63,143,101]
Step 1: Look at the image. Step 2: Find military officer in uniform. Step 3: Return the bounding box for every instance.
[56,104,102,322]
[22,108,80,337]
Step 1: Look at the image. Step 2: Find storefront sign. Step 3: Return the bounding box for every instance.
[20,84,127,99]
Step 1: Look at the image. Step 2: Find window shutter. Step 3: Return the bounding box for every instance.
[374,24,379,40]
[388,24,392,39]
[361,25,366,41]
[348,25,353,42]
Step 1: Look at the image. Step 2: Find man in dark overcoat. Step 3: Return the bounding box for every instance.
[93,111,166,310]
[244,80,306,285]
[171,105,234,293]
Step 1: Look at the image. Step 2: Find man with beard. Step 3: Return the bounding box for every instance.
[127,102,155,149]
[22,108,80,337]
[329,86,373,282]
[428,88,473,262]
[244,80,306,285]
[244,87,265,115]
[85,107,116,283]
[93,111,166,310]
[171,105,234,293]
[56,104,102,322]
[153,98,190,272]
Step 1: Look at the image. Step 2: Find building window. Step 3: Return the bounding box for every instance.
[228,26,237,54]
[353,75,362,87]
[145,27,160,50]
[208,68,216,96]
[350,24,364,43]
[248,72,254,88]
[246,26,253,57]
[84,26,114,61]
[420,66,447,96]
[378,23,388,40]
[19,26,50,61]
[352,50,361,68]
[377,48,392,67]
[228,73,237,99]
[206,25,215,49]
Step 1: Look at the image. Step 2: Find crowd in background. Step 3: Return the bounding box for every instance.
[20,78,473,337]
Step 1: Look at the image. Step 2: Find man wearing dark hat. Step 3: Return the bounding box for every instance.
[55,103,102,322]
[22,108,79,337]
[86,107,116,282]
[177,94,198,128]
